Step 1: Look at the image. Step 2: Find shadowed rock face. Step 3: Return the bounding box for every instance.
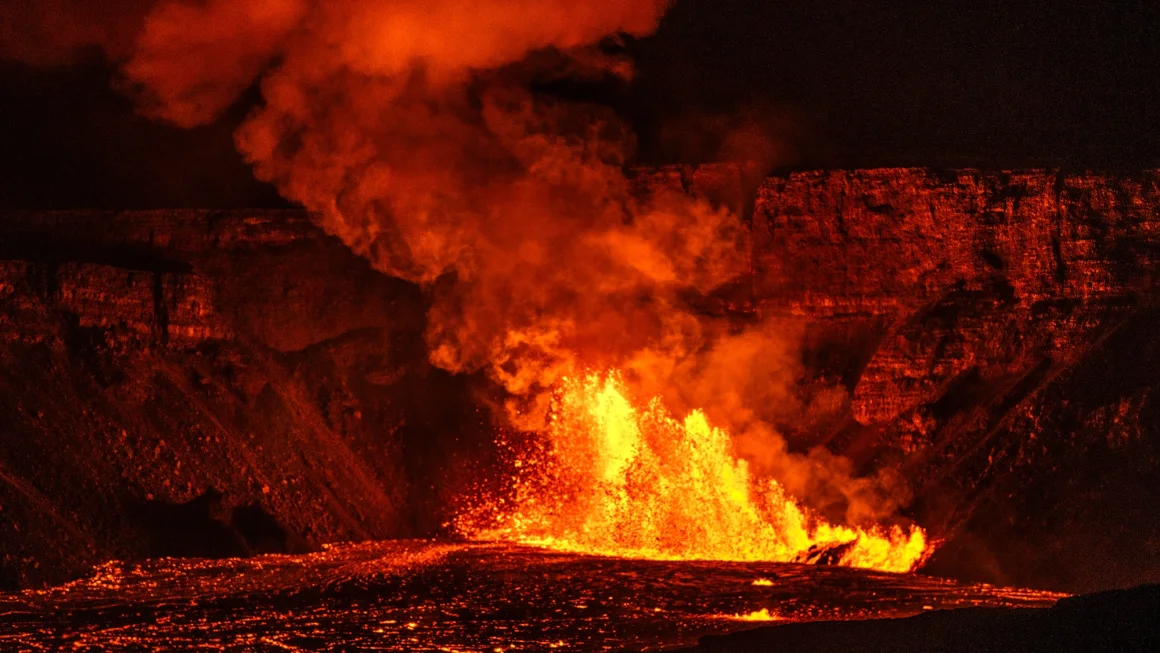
[3,167,1160,593]
[744,168,1160,593]
[0,210,491,589]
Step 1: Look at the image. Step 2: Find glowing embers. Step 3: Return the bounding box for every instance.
[721,608,781,622]
[459,372,931,573]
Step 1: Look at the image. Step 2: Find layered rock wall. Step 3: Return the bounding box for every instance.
[746,168,1160,592]
[0,211,486,588]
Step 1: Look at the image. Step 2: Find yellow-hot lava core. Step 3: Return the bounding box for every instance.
[724,608,781,622]
[460,372,932,573]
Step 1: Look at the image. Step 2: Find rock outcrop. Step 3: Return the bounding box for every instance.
[4,168,1160,593]
[0,210,489,589]
[745,168,1160,593]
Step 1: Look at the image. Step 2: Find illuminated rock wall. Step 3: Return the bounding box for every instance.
[748,168,1160,592]
[0,211,486,588]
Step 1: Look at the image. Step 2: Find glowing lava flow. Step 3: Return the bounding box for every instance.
[459,373,932,573]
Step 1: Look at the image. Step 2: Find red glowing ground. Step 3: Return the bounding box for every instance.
[0,541,1063,652]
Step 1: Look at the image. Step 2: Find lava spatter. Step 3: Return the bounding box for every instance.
[459,372,931,573]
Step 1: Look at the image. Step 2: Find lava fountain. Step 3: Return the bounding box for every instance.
[458,371,931,573]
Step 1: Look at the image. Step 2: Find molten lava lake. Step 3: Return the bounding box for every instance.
[0,541,1064,652]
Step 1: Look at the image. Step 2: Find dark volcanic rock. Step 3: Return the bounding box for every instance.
[136,489,249,559]
[0,210,490,589]
[667,584,1160,653]
[743,169,1160,593]
[134,489,307,558]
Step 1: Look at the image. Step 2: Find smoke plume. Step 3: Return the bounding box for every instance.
[2,0,914,527]
[118,0,746,424]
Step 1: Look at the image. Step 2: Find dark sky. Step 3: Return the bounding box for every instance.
[3,0,1160,208]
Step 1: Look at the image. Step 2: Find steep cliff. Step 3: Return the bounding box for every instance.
[0,211,489,588]
[4,168,1160,593]
[744,168,1160,593]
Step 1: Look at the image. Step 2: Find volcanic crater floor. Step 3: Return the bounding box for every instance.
[0,540,1063,652]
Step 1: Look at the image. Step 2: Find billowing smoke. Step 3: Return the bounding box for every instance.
[117,0,747,425]
[1,0,913,527]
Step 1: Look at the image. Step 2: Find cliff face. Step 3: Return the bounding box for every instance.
[0,211,488,589]
[4,169,1160,593]
[636,165,1160,592]
[745,168,1160,593]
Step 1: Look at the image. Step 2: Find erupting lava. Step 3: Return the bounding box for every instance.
[459,372,932,574]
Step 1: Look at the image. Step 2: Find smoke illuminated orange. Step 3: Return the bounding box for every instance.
[459,372,932,573]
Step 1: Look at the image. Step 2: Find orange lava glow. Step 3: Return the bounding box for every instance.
[459,372,932,573]
[723,608,781,622]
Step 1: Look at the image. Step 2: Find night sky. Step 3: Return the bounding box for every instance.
[2,0,1160,208]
